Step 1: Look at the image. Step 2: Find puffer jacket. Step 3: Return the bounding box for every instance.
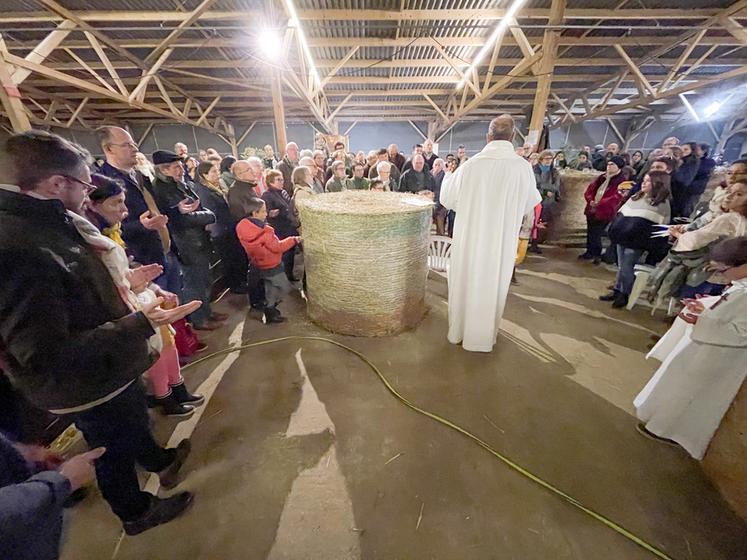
[236,218,298,270]
[152,174,215,265]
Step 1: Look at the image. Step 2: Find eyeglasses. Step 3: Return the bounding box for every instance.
[63,175,98,193]
[107,141,139,150]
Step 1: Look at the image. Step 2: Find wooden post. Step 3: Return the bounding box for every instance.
[0,37,31,132]
[527,0,565,148]
[271,69,287,155]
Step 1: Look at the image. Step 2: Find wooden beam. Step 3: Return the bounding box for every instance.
[670,45,718,89]
[65,97,88,127]
[482,30,507,94]
[195,96,221,126]
[423,94,447,121]
[528,0,565,138]
[0,8,729,24]
[605,118,625,143]
[0,38,31,132]
[145,0,219,64]
[407,120,427,140]
[658,28,707,92]
[83,31,128,96]
[271,70,287,153]
[318,46,359,90]
[11,20,76,85]
[326,92,353,123]
[129,47,173,102]
[431,42,481,98]
[614,45,656,96]
[720,15,747,46]
[152,76,181,116]
[236,122,256,146]
[8,35,745,52]
[343,121,358,136]
[61,47,117,93]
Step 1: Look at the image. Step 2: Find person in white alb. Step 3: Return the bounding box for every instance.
[439,115,542,352]
[635,236,747,459]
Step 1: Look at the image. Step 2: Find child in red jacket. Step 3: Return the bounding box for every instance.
[236,197,301,323]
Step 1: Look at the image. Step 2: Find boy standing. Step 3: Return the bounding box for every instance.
[236,198,301,323]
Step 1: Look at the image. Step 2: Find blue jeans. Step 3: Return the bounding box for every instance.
[154,251,184,301]
[614,246,643,295]
[181,252,213,325]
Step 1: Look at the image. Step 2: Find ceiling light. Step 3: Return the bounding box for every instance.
[703,100,722,118]
[258,29,277,57]
[282,0,320,87]
[456,0,530,90]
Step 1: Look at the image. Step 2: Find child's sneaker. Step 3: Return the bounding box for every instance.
[262,306,286,324]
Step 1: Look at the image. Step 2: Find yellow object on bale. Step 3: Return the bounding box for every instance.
[297,190,433,336]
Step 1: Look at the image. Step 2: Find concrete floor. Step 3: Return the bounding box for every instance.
[61,247,747,560]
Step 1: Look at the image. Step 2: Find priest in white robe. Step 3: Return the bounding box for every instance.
[439,115,541,352]
[635,236,747,459]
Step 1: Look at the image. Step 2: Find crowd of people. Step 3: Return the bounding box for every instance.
[0,120,745,558]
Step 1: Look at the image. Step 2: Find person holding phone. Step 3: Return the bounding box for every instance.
[152,150,225,331]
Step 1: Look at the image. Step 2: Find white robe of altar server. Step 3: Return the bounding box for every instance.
[634,279,747,459]
[440,140,541,352]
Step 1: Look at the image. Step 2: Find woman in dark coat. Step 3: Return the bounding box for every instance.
[262,169,299,281]
[193,161,247,294]
[670,141,701,218]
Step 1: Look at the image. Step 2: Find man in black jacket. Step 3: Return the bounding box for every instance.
[97,127,183,296]
[399,154,435,194]
[0,131,199,535]
[152,150,222,331]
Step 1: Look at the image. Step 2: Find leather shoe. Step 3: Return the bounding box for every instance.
[210,312,229,322]
[599,290,618,302]
[123,492,194,536]
[158,439,191,490]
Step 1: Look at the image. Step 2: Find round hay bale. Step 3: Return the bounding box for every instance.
[297,190,432,336]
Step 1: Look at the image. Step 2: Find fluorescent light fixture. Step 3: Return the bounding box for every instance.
[282,0,321,87]
[679,93,700,122]
[456,0,529,90]
[703,100,722,118]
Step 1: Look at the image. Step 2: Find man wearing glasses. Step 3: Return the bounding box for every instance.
[0,130,198,537]
[97,127,183,298]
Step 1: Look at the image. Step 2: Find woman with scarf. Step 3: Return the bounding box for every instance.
[219,155,236,191]
[85,174,204,416]
[193,161,247,295]
[531,150,561,254]
[580,155,627,264]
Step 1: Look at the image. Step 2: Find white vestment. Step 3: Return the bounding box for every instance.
[634,279,747,459]
[440,140,541,352]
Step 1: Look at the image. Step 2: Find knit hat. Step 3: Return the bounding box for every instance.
[609,155,626,169]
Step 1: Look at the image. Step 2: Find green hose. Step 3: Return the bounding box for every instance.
[184,335,676,560]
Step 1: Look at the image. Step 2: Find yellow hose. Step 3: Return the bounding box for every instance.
[184,335,676,560]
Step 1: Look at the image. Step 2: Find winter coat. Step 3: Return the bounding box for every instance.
[688,157,716,197]
[0,187,156,411]
[399,169,435,193]
[262,187,298,239]
[671,154,701,215]
[402,159,431,174]
[389,152,406,172]
[226,179,258,222]
[276,157,297,197]
[193,179,232,238]
[608,195,671,251]
[533,165,561,199]
[152,174,216,265]
[646,246,714,302]
[348,176,371,190]
[100,162,166,266]
[326,176,349,192]
[583,172,626,222]
[236,218,298,270]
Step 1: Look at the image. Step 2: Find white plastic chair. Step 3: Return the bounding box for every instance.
[428,235,452,279]
[626,264,656,311]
